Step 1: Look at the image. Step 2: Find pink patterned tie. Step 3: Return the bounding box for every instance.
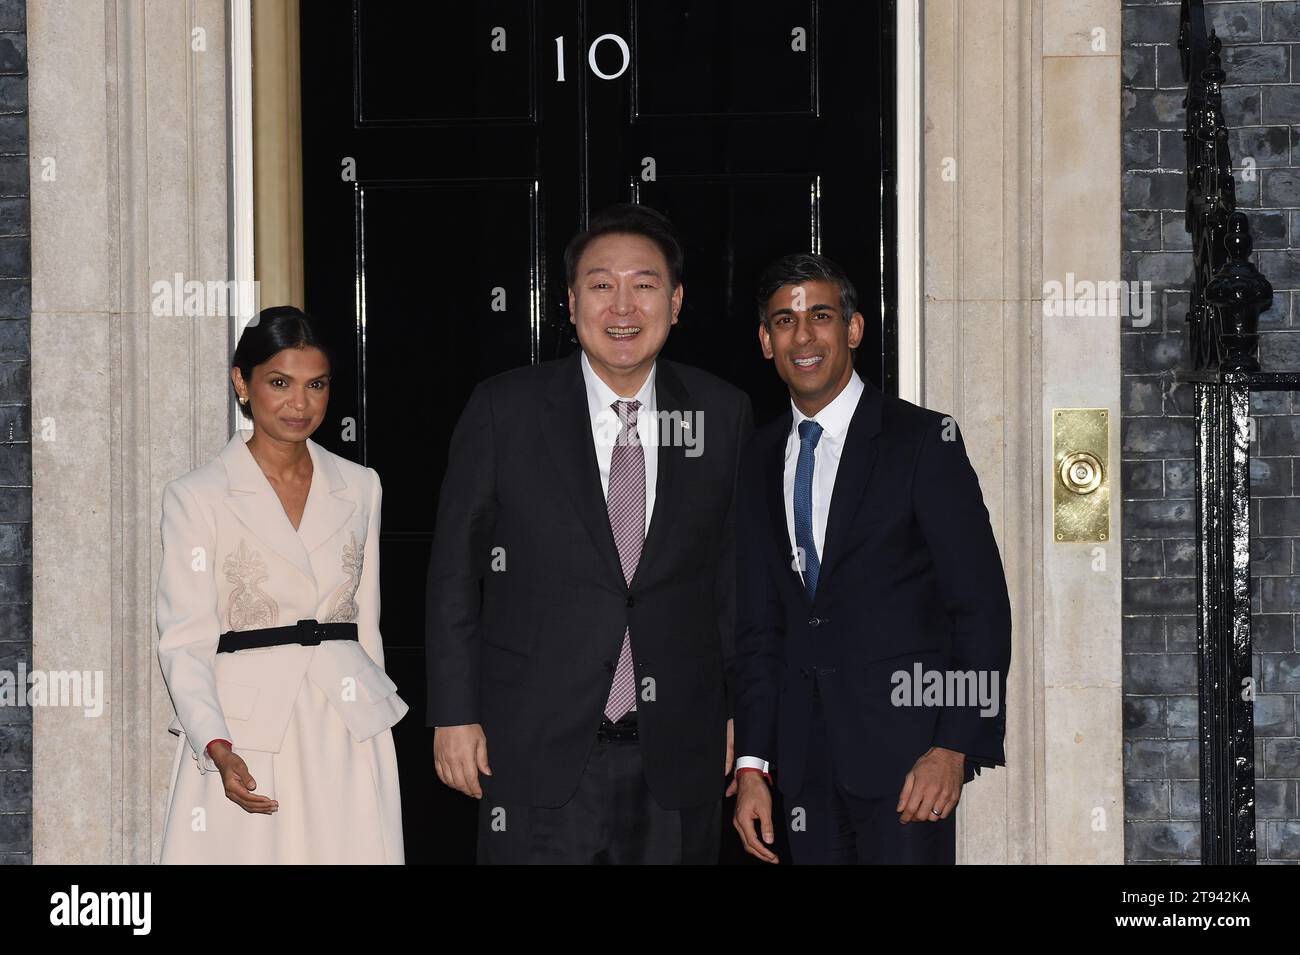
[604,399,644,721]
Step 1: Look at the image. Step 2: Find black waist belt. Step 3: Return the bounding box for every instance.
[597,711,639,742]
[217,619,358,653]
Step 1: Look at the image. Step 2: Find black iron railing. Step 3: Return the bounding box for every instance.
[1180,0,1273,373]
[1176,0,1278,865]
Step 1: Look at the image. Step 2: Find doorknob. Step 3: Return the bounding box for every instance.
[1053,409,1110,542]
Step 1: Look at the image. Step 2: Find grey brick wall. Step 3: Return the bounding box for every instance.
[1123,0,1300,863]
[1252,394,1300,861]
[0,0,28,865]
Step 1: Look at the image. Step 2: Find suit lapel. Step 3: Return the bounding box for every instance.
[763,409,805,598]
[221,431,312,582]
[632,360,687,587]
[540,351,625,585]
[298,439,357,556]
[817,381,884,591]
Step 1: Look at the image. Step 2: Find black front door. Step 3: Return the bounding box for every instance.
[300,0,895,864]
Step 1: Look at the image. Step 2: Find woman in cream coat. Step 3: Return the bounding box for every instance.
[157,306,407,864]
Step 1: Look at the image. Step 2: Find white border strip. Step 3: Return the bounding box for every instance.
[228,0,256,432]
[895,0,923,405]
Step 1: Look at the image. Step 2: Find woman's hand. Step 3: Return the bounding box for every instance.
[209,742,279,814]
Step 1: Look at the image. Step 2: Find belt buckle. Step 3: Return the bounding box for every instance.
[296,618,326,646]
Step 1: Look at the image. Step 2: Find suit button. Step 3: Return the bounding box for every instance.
[603,660,615,673]
[808,617,820,627]
[626,594,636,608]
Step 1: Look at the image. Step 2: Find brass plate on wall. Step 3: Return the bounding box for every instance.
[1053,408,1110,543]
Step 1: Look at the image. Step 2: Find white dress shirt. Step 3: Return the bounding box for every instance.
[783,369,865,584]
[735,370,866,779]
[581,350,657,537]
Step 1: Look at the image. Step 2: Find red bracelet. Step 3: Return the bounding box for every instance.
[205,738,232,756]
[736,767,772,784]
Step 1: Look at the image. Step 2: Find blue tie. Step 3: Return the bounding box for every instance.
[794,420,823,601]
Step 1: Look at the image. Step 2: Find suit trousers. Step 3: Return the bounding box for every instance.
[476,728,721,865]
[785,693,955,865]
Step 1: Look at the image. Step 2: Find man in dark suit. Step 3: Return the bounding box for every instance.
[731,253,1011,864]
[426,204,753,863]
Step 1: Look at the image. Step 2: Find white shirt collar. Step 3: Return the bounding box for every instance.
[581,349,656,410]
[790,369,864,442]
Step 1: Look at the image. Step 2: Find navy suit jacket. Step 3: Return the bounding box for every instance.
[733,377,1012,800]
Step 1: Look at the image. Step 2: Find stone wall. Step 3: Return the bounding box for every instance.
[27,0,230,863]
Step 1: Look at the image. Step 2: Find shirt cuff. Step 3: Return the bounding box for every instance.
[735,755,771,783]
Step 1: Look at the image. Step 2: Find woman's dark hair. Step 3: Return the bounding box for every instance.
[563,203,685,289]
[754,253,859,327]
[231,305,335,420]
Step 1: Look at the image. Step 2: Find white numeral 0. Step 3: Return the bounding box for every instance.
[588,33,630,80]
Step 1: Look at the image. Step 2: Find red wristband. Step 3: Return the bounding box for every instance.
[205,738,232,756]
[736,766,772,784]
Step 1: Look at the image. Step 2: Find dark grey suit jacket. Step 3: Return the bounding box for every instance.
[426,350,753,809]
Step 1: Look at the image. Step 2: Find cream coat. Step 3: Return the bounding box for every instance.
[156,429,407,860]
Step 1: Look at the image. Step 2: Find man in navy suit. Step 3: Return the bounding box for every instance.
[730,253,1011,864]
